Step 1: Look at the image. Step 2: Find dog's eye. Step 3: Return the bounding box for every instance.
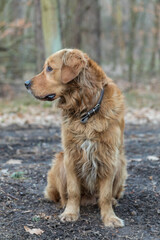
[46,66,53,72]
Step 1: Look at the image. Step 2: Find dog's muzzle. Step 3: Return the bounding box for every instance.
[24,80,56,101]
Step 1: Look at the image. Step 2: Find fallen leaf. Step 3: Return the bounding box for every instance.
[24,226,44,235]
[128,158,142,162]
[0,169,9,176]
[22,210,32,213]
[147,156,159,161]
[6,159,22,165]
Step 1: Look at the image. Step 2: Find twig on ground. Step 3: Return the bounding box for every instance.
[1,188,19,201]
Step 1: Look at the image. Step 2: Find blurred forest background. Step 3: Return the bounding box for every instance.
[0,0,160,118]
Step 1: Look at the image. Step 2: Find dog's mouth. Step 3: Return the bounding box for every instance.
[36,94,56,101]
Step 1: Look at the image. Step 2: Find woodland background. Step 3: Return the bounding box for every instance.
[0,0,160,123]
[0,2,160,239]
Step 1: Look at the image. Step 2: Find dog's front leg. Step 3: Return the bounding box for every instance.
[99,174,124,228]
[59,154,80,222]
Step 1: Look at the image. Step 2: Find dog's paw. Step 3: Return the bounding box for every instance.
[59,212,79,222]
[103,215,124,228]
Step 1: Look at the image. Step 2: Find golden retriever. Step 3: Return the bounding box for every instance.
[25,49,127,228]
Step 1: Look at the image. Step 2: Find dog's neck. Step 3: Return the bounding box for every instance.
[59,84,105,124]
[58,58,107,121]
[59,88,100,113]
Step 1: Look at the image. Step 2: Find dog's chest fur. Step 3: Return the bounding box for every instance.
[77,140,99,193]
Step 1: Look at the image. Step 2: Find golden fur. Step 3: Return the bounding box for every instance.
[29,49,127,228]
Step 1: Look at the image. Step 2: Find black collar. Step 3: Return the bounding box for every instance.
[80,88,104,124]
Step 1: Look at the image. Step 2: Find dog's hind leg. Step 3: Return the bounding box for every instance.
[44,168,60,202]
[112,152,127,200]
[44,152,67,206]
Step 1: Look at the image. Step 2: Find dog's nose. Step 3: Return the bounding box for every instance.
[24,80,32,89]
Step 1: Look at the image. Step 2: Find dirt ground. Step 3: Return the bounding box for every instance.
[0,122,160,240]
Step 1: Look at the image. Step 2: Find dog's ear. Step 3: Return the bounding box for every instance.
[61,50,86,84]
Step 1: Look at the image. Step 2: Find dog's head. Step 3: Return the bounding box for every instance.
[25,49,87,101]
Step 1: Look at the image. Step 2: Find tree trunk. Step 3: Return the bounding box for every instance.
[8,0,26,79]
[150,0,160,75]
[137,1,148,77]
[111,0,118,69]
[94,0,101,64]
[116,1,125,66]
[82,0,101,63]
[57,0,63,45]
[72,0,84,49]
[41,0,62,57]
[111,0,125,69]
[60,0,101,63]
[128,0,137,83]
[34,0,45,73]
